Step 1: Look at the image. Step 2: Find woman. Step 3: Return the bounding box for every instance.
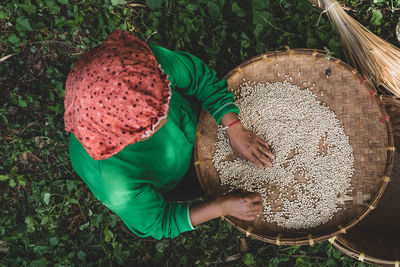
[64,30,274,240]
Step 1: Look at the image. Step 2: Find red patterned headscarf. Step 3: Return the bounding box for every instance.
[64,30,171,160]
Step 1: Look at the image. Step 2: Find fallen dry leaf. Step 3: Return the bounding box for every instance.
[0,54,15,62]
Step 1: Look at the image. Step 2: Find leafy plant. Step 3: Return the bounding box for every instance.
[1,0,398,265]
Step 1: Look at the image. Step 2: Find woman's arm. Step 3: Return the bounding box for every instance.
[220,112,275,169]
[149,46,274,169]
[189,192,263,226]
[149,45,239,125]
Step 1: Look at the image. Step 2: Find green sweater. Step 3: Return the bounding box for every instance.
[69,45,239,239]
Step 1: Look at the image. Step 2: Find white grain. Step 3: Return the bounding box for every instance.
[213,80,354,229]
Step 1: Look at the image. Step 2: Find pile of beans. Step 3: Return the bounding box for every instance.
[213,80,354,229]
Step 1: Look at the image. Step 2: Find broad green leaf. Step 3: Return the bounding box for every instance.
[8,33,20,44]
[306,37,318,48]
[17,1,36,16]
[77,250,86,260]
[296,0,312,13]
[243,253,255,266]
[42,218,51,227]
[253,23,263,38]
[296,257,305,265]
[17,96,27,108]
[179,255,189,265]
[16,16,33,32]
[0,11,7,19]
[0,175,9,181]
[328,38,341,52]
[25,216,36,232]
[55,17,66,27]
[57,0,69,4]
[30,259,48,267]
[17,175,27,186]
[68,198,79,204]
[104,227,114,242]
[241,39,250,48]
[0,114,7,125]
[253,0,270,9]
[66,180,76,192]
[48,103,63,113]
[253,10,274,26]
[186,3,198,12]
[370,9,383,26]
[44,0,61,14]
[111,0,127,6]
[33,246,48,256]
[373,0,385,5]
[326,258,337,267]
[216,0,225,8]
[9,179,16,188]
[232,2,246,18]
[94,214,103,228]
[79,222,89,231]
[282,0,293,8]
[49,236,59,246]
[155,239,169,253]
[146,0,162,10]
[280,256,289,262]
[43,192,50,205]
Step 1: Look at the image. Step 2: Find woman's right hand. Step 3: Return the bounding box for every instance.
[219,193,263,221]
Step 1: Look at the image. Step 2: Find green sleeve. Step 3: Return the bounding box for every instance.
[104,182,194,240]
[150,45,239,124]
[69,134,194,240]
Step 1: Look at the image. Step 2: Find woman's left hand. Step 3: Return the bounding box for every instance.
[226,123,274,169]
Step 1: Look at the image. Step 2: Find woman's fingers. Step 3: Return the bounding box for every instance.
[245,193,262,203]
[257,138,274,160]
[253,149,272,168]
[242,209,262,220]
[259,146,274,161]
[247,153,265,170]
[256,137,270,149]
[223,193,263,221]
[245,194,263,212]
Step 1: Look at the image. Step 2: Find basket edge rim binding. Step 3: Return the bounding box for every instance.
[194,48,395,246]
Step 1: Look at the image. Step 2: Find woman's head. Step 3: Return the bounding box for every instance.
[64,31,171,160]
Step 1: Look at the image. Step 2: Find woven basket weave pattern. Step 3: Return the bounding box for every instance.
[331,96,400,266]
[194,49,394,245]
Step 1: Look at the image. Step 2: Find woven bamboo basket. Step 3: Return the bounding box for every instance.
[331,96,400,266]
[194,49,394,246]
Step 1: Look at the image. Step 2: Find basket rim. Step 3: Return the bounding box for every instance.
[332,236,399,265]
[194,48,395,246]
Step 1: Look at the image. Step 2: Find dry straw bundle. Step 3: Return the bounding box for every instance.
[308,0,400,96]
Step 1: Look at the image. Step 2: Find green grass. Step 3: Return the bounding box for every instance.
[1,0,399,266]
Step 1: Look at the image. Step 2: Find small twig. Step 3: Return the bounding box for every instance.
[225,253,242,262]
[255,11,300,37]
[164,0,173,19]
[290,254,327,260]
[145,31,158,43]
[29,40,73,45]
[0,53,15,62]
[127,3,146,8]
